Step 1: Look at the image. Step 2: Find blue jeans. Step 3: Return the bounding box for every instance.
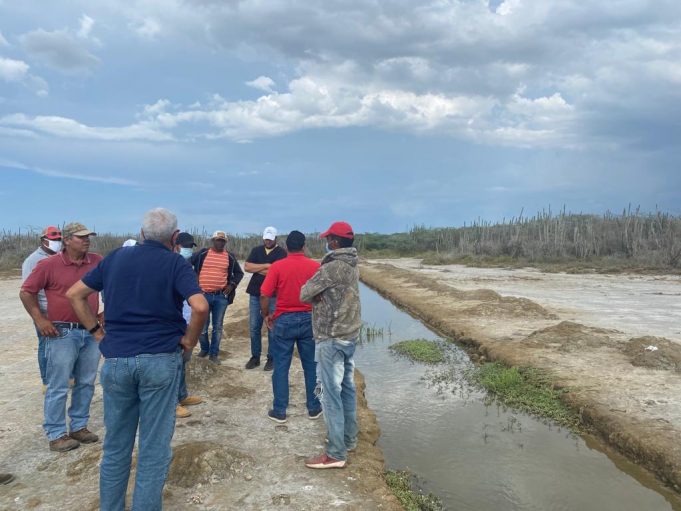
[35,326,48,385]
[315,339,358,461]
[249,295,276,358]
[199,292,229,356]
[99,351,181,511]
[43,327,100,440]
[177,350,191,403]
[270,312,320,416]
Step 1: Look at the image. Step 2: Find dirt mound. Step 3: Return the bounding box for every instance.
[66,446,103,477]
[186,358,254,399]
[623,336,681,372]
[224,316,251,339]
[522,321,616,352]
[464,296,556,319]
[167,441,252,488]
[460,289,502,301]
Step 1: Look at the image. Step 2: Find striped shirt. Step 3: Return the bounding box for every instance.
[198,249,229,292]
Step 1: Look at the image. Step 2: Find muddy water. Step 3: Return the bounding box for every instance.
[356,284,681,511]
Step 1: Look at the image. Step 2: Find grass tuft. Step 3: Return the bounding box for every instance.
[384,470,443,511]
[389,339,445,364]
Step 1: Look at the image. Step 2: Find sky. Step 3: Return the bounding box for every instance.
[1,0,680,235]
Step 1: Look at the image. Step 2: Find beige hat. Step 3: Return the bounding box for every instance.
[211,230,227,240]
[63,222,97,238]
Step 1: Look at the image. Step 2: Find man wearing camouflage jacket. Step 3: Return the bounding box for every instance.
[300,221,361,469]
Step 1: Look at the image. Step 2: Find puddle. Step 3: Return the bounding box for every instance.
[357,284,681,511]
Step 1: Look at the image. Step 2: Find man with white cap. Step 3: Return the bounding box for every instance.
[21,225,62,387]
[244,226,287,370]
[190,230,244,364]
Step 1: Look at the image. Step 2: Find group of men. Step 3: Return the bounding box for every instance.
[16,208,361,510]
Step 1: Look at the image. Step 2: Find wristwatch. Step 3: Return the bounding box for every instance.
[88,323,101,334]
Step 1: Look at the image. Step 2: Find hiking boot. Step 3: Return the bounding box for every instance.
[176,405,192,418]
[245,356,260,369]
[50,434,80,452]
[305,453,346,469]
[69,428,99,444]
[0,473,15,485]
[197,350,209,358]
[267,410,287,424]
[179,396,203,406]
[263,357,273,371]
[209,354,221,365]
[308,409,323,420]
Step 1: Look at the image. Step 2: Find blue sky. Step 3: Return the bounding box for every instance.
[1,0,680,235]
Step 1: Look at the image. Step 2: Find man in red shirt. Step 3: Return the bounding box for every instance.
[19,222,103,452]
[260,231,322,423]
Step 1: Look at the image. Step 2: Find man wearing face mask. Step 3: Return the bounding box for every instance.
[21,226,62,388]
[174,232,203,418]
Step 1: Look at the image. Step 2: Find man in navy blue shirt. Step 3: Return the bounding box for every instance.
[67,208,208,511]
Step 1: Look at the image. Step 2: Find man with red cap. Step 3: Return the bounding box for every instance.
[21,226,63,387]
[300,221,361,469]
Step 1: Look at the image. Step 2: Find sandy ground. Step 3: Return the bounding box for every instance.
[361,259,681,492]
[0,276,400,510]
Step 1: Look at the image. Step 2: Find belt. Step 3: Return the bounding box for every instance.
[204,290,226,295]
[53,321,86,330]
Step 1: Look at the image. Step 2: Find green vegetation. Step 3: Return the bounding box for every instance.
[358,322,387,344]
[470,362,581,430]
[384,470,443,511]
[390,339,445,364]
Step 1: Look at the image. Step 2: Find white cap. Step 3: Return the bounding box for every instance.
[122,239,137,247]
[263,226,277,241]
[211,230,227,240]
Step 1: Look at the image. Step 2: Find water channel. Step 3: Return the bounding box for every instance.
[356,283,681,511]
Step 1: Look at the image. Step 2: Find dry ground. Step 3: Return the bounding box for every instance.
[361,259,681,492]
[0,275,400,510]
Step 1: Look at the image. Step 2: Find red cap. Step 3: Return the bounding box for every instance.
[41,226,62,240]
[320,221,354,239]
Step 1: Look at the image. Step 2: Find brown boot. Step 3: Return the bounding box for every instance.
[179,396,203,406]
[176,405,192,418]
[69,428,99,444]
[50,434,80,452]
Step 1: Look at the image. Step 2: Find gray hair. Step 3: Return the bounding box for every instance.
[142,208,178,243]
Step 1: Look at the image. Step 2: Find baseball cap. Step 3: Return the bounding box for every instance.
[122,239,137,247]
[176,232,197,247]
[263,226,277,241]
[211,230,227,240]
[41,226,62,240]
[63,222,97,238]
[320,221,354,239]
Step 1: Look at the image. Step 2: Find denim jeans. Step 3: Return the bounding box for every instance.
[315,339,358,461]
[43,327,101,440]
[249,295,276,358]
[35,326,48,385]
[270,312,320,416]
[199,292,229,356]
[177,350,192,403]
[99,350,181,511]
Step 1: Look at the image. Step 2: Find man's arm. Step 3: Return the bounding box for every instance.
[300,265,334,303]
[180,293,209,352]
[260,294,274,330]
[244,262,271,275]
[66,281,104,341]
[230,257,244,287]
[19,290,58,337]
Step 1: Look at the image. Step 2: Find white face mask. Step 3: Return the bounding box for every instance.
[180,247,193,259]
[47,240,62,252]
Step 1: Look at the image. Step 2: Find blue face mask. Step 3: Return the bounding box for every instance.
[180,247,193,259]
[325,243,333,254]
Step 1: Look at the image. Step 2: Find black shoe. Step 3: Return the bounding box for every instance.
[267,409,287,424]
[245,356,260,369]
[263,357,273,371]
[209,354,221,365]
[197,350,209,358]
[308,409,323,420]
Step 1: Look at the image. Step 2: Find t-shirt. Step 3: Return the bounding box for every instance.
[21,246,52,313]
[198,249,229,292]
[81,240,202,358]
[22,251,102,322]
[245,245,287,295]
[260,252,320,319]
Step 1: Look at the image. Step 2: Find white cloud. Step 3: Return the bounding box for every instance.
[0,30,9,47]
[0,158,139,186]
[133,18,161,38]
[77,14,95,39]
[0,57,29,81]
[246,76,276,93]
[20,28,99,71]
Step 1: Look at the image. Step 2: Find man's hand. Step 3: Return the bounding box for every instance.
[93,327,105,343]
[36,317,59,337]
[223,284,234,297]
[180,335,195,354]
[265,314,274,330]
[97,312,105,328]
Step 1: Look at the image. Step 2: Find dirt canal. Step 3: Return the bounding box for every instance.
[357,282,681,510]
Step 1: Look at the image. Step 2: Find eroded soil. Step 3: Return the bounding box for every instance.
[0,276,400,510]
[361,259,681,492]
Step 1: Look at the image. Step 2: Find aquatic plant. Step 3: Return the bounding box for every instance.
[389,339,445,364]
[384,470,443,511]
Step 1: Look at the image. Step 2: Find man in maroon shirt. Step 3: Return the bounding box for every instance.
[260,230,322,423]
[20,222,103,452]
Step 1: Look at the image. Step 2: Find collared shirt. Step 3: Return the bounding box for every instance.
[81,240,202,358]
[245,244,287,296]
[260,252,320,319]
[21,246,52,313]
[22,251,102,322]
[198,249,229,292]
